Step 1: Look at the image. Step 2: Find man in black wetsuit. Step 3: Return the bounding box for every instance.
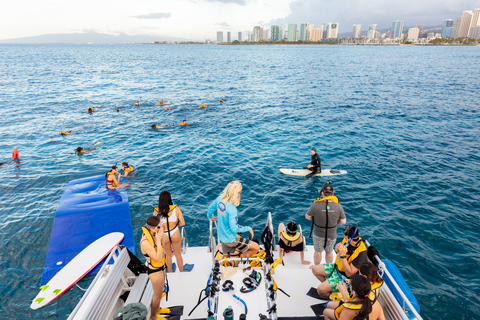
[304,147,321,179]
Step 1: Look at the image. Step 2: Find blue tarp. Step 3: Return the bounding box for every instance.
[40,175,135,285]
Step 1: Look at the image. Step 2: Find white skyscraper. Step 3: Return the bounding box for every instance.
[253,26,261,42]
[453,17,462,38]
[352,25,362,38]
[216,31,223,42]
[367,24,377,39]
[391,20,404,39]
[307,24,314,41]
[468,8,480,37]
[325,23,339,39]
[458,10,473,38]
[407,27,419,40]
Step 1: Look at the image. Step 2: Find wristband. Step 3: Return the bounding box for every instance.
[339,255,347,259]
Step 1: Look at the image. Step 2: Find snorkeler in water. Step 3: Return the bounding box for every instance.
[76,143,99,154]
[122,162,135,177]
[152,124,168,129]
[61,126,85,136]
[220,100,225,103]
[180,120,189,126]
[200,103,207,109]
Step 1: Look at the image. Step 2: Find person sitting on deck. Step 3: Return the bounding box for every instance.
[310,225,368,298]
[323,274,385,320]
[277,221,310,265]
[153,191,186,272]
[105,165,130,189]
[207,181,259,258]
[140,215,166,320]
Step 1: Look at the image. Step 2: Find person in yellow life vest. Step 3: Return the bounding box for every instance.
[305,183,346,265]
[323,275,385,320]
[153,191,190,273]
[220,100,225,103]
[76,143,97,154]
[311,225,368,298]
[277,221,310,265]
[134,102,140,106]
[140,215,166,320]
[200,103,207,108]
[61,126,84,136]
[180,120,189,126]
[121,162,134,177]
[87,108,94,113]
[105,165,130,189]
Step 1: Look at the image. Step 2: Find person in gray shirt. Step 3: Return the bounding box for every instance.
[305,184,346,264]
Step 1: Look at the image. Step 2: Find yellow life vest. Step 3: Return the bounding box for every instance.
[106,172,117,187]
[335,237,367,273]
[154,204,178,215]
[220,100,225,103]
[313,195,339,203]
[61,131,68,135]
[281,231,301,242]
[141,227,166,269]
[78,150,87,154]
[334,291,376,320]
[180,122,189,126]
[124,166,134,173]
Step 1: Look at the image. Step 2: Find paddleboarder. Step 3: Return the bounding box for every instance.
[304,146,321,179]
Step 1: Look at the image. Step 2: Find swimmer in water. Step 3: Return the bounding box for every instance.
[122,162,135,177]
[200,104,207,109]
[220,100,225,103]
[61,126,85,136]
[152,124,168,129]
[87,108,94,113]
[76,143,98,154]
[116,108,120,112]
[180,120,189,126]
[134,102,140,106]
[105,165,130,189]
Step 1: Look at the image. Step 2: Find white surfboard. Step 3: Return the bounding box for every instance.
[280,168,347,177]
[31,232,124,310]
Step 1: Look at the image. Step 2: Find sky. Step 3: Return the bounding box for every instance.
[0,0,479,41]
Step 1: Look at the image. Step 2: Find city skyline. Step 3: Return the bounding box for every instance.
[1,0,480,41]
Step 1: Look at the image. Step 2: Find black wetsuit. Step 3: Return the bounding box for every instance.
[305,153,321,179]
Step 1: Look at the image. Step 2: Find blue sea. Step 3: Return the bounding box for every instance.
[0,44,479,320]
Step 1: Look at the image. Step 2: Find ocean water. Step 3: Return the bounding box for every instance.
[0,44,479,320]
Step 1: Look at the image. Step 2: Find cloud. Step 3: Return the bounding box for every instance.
[135,12,171,19]
[204,0,248,5]
[215,22,231,27]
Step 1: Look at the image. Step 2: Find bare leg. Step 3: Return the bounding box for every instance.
[310,264,327,281]
[324,308,336,320]
[314,251,323,265]
[300,250,311,265]
[317,280,333,297]
[325,251,335,263]
[162,238,174,272]
[245,241,260,257]
[149,270,165,320]
[171,232,184,272]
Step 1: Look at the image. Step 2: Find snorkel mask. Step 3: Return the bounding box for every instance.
[343,224,359,246]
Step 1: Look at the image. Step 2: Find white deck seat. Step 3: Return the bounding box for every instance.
[125,273,150,305]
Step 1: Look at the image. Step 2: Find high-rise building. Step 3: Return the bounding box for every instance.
[279,27,284,40]
[217,31,223,42]
[468,8,480,37]
[367,24,377,39]
[375,31,380,39]
[263,29,269,41]
[300,23,309,40]
[253,26,261,41]
[458,10,473,37]
[311,28,323,41]
[391,20,404,38]
[469,26,480,39]
[288,24,297,41]
[352,25,362,38]
[238,32,242,42]
[246,31,252,42]
[308,24,314,41]
[227,32,231,43]
[453,17,462,38]
[259,27,264,40]
[271,25,280,41]
[442,19,454,38]
[407,27,419,40]
[327,23,339,38]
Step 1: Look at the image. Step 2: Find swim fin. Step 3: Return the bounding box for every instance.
[167,262,176,273]
[157,305,184,316]
[183,263,194,272]
[310,303,327,317]
[306,287,330,301]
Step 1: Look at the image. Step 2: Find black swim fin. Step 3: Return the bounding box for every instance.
[311,303,327,316]
[306,287,330,301]
[157,305,184,317]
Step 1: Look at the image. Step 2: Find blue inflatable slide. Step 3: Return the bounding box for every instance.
[40,175,135,285]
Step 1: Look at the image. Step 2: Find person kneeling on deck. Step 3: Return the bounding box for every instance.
[310,225,368,298]
[277,222,310,265]
[323,274,385,320]
[305,183,346,264]
[140,215,167,320]
[207,181,259,258]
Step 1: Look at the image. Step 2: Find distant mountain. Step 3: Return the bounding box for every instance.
[339,25,442,38]
[0,32,189,44]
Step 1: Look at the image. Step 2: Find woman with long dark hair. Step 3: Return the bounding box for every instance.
[359,262,384,298]
[323,274,384,320]
[154,191,186,272]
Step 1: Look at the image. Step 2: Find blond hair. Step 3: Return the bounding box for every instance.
[220,181,242,207]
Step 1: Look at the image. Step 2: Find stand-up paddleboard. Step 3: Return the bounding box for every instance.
[31,232,124,310]
[280,168,347,177]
